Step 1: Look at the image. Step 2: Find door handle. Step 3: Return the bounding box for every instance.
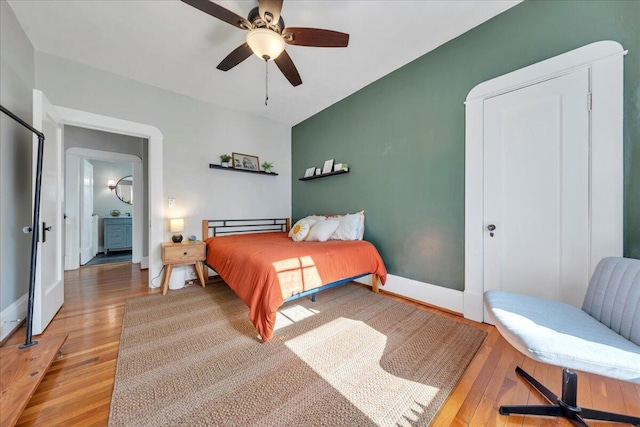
[42,222,52,243]
[487,224,496,237]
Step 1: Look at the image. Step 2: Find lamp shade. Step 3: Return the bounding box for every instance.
[107,179,116,190]
[246,28,285,60]
[169,218,184,233]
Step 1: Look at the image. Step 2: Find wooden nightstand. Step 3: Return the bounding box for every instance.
[161,241,206,295]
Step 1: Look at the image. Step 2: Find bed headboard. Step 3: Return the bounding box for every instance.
[202,218,291,240]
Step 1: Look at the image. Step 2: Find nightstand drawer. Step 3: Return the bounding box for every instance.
[162,242,205,264]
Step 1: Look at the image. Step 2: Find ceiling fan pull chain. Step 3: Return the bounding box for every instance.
[265,59,269,106]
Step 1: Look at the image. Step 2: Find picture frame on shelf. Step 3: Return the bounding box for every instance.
[304,167,316,178]
[322,159,334,174]
[315,168,322,175]
[232,152,260,171]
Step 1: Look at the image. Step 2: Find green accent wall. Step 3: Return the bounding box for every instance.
[292,0,640,291]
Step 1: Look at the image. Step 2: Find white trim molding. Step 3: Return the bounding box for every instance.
[464,41,625,322]
[1,293,28,342]
[55,106,164,287]
[356,274,463,314]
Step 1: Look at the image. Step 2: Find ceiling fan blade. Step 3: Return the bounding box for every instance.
[282,27,349,47]
[217,43,253,71]
[274,50,302,87]
[258,0,283,26]
[181,0,250,30]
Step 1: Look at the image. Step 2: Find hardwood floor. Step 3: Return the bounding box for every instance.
[3,264,639,426]
[4,263,156,427]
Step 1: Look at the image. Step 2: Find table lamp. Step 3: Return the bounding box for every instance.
[170,218,184,243]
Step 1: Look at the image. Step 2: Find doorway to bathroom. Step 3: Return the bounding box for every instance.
[64,126,148,270]
[81,159,134,266]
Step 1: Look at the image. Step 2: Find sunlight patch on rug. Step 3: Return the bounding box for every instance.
[275,303,321,330]
[286,317,440,426]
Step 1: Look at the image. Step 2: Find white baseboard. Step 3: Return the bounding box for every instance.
[1,293,28,342]
[355,274,464,315]
[463,290,486,323]
[140,256,149,269]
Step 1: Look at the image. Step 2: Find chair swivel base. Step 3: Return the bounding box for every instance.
[499,366,640,426]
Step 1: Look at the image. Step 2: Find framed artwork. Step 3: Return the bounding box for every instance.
[232,152,260,171]
[304,167,316,178]
[322,159,334,174]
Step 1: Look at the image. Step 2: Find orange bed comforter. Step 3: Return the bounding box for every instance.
[205,232,387,342]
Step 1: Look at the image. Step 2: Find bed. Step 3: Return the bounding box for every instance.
[201,218,388,342]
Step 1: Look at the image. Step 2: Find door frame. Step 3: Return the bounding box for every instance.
[80,159,94,265]
[65,148,143,269]
[55,106,164,286]
[463,41,625,322]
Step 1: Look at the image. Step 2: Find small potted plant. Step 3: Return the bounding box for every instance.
[261,161,274,173]
[220,154,231,168]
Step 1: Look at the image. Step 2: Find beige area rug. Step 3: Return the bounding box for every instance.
[109,281,486,426]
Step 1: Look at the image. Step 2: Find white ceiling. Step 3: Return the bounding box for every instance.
[8,0,520,126]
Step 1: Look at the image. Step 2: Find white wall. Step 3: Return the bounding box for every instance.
[0,0,35,340]
[34,52,292,256]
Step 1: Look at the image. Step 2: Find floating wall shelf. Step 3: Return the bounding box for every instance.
[299,169,349,181]
[209,164,278,176]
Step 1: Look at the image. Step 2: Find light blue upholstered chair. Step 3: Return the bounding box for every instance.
[484,257,640,426]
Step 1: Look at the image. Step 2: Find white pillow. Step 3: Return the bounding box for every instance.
[330,213,361,241]
[355,210,365,240]
[290,219,311,242]
[288,215,324,237]
[306,219,340,242]
[288,220,297,237]
[305,215,326,224]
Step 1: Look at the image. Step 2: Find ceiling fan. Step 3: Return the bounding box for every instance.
[181,0,349,87]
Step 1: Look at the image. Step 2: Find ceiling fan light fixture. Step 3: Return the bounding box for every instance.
[246,28,285,61]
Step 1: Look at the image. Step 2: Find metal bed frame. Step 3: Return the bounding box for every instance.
[202,218,290,238]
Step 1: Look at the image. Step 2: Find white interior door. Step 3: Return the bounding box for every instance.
[483,69,590,309]
[80,159,94,265]
[64,153,79,271]
[32,89,64,335]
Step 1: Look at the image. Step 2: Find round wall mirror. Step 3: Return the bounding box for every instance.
[115,176,133,205]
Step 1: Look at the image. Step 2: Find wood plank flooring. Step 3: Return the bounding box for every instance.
[0,334,67,427]
[3,263,639,426]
